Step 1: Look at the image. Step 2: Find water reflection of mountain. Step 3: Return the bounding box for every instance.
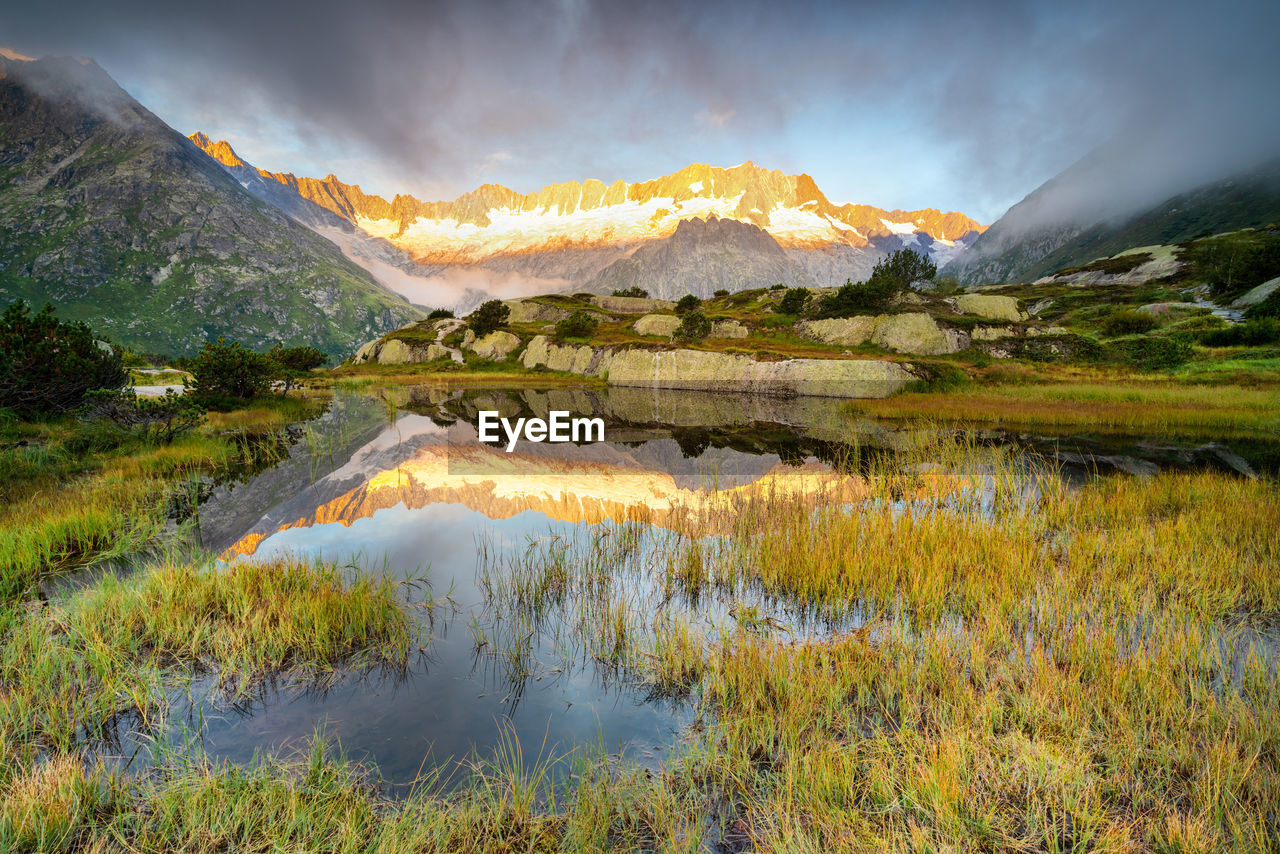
[222,420,856,558]
[204,385,1276,559]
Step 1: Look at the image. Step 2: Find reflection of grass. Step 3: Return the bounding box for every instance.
[850,380,1280,435]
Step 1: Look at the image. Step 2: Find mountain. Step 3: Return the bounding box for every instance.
[585,216,811,298]
[944,153,1280,286]
[0,53,421,357]
[189,136,985,304]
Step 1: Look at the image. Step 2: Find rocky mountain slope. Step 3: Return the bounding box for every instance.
[945,154,1280,286]
[0,53,420,357]
[192,135,985,303]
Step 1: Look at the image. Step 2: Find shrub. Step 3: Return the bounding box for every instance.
[268,344,327,394]
[1099,309,1159,337]
[932,276,960,295]
[713,289,730,297]
[778,287,810,315]
[468,300,511,337]
[1199,318,1280,347]
[79,388,205,445]
[0,300,127,417]
[675,295,702,315]
[770,283,787,290]
[870,247,937,291]
[554,311,599,340]
[426,308,455,320]
[189,338,277,404]
[675,310,711,342]
[816,279,897,316]
[611,287,648,298]
[1107,335,1193,370]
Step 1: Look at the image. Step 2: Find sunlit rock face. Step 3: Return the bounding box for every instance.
[189,134,986,299]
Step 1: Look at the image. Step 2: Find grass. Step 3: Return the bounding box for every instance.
[3,389,1279,850]
[849,378,1280,436]
[0,395,318,602]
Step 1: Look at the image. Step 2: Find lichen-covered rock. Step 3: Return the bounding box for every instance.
[795,317,876,346]
[592,295,677,314]
[375,339,414,364]
[352,338,380,363]
[1025,325,1070,336]
[468,330,521,360]
[519,335,915,398]
[462,329,476,347]
[424,344,451,361]
[954,294,1026,321]
[504,300,571,323]
[971,325,1016,341]
[711,320,748,339]
[871,313,963,356]
[633,314,681,337]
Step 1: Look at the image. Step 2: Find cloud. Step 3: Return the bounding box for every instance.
[2,0,1277,221]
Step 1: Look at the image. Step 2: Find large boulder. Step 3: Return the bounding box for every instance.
[794,317,877,346]
[711,320,749,339]
[1231,276,1280,308]
[633,314,682,337]
[871,313,964,356]
[953,294,1026,321]
[351,338,380,364]
[468,330,522,360]
[592,295,677,314]
[503,299,571,323]
[375,339,414,364]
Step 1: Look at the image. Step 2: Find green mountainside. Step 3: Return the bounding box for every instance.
[946,157,1280,285]
[0,55,421,358]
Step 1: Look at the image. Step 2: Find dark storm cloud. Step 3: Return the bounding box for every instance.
[2,0,1278,220]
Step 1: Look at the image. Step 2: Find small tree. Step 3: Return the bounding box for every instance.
[713,289,730,297]
[554,311,599,341]
[770,283,788,290]
[869,248,937,293]
[675,295,702,315]
[268,344,327,394]
[611,287,648,298]
[80,388,205,445]
[468,300,511,337]
[427,308,455,320]
[778,287,810,315]
[675,310,711,342]
[189,337,277,404]
[0,300,127,417]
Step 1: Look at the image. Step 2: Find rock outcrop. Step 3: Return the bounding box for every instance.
[519,335,915,398]
[952,294,1026,321]
[467,330,522,360]
[633,314,682,337]
[591,295,678,314]
[794,317,877,347]
[795,313,965,355]
[503,299,571,323]
[872,313,966,356]
[711,320,749,338]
